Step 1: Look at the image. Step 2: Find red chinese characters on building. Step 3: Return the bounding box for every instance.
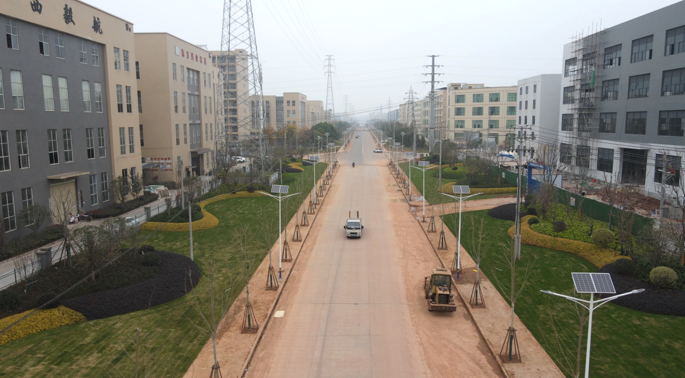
[181,49,184,57]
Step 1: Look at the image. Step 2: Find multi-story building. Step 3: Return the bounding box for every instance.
[558,1,685,197]
[210,49,250,145]
[283,92,307,127]
[516,75,562,155]
[135,33,219,182]
[258,93,324,130]
[306,100,324,128]
[445,83,518,147]
[1,0,141,241]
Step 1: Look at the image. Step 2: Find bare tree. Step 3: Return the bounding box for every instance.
[539,294,588,378]
[21,203,51,235]
[468,215,491,307]
[130,173,144,200]
[183,176,203,205]
[113,176,131,204]
[13,253,37,283]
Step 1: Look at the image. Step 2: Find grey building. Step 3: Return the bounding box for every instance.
[1,15,113,242]
[558,1,685,197]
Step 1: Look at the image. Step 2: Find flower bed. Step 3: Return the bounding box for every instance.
[487,203,526,221]
[529,204,616,247]
[141,191,265,232]
[509,215,625,268]
[0,306,86,345]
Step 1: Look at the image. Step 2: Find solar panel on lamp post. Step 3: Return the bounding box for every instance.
[411,160,438,221]
[259,185,301,278]
[541,273,644,378]
[440,185,480,279]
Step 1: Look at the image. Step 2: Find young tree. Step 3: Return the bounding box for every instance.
[540,294,589,378]
[468,215,491,307]
[113,176,131,204]
[21,203,51,235]
[182,176,203,205]
[130,173,144,200]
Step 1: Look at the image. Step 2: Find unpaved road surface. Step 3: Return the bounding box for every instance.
[246,131,503,378]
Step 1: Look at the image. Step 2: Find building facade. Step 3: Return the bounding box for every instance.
[1,0,142,241]
[558,1,685,197]
[211,49,251,146]
[516,74,562,155]
[135,33,219,182]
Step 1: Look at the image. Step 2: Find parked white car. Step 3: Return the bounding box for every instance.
[373,148,382,153]
[231,156,246,163]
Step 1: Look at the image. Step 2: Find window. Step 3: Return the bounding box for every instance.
[0,131,9,171]
[89,174,98,205]
[489,120,500,129]
[519,87,523,95]
[183,124,188,144]
[526,86,529,94]
[519,101,522,110]
[10,70,24,110]
[47,129,58,164]
[597,148,614,173]
[655,154,682,186]
[662,68,685,96]
[455,94,465,103]
[180,65,185,82]
[1,191,16,232]
[506,120,516,129]
[578,113,592,132]
[92,45,99,66]
[6,18,18,49]
[533,100,536,109]
[488,106,500,116]
[562,86,574,104]
[79,40,87,64]
[114,47,121,69]
[524,116,528,124]
[119,128,126,154]
[123,50,129,71]
[42,75,54,111]
[604,44,622,68]
[21,187,33,225]
[39,28,49,56]
[532,116,536,125]
[210,124,213,140]
[101,172,109,202]
[601,79,619,101]
[472,94,483,103]
[489,93,500,102]
[175,124,180,145]
[209,96,212,113]
[525,101,528,110]
[599,113,617,133]
[560,143,572,164]
[205,124,208,141]
[137,91,142,113]
[658,110,685,136]
[139,124,144,146]
[665,26,685,56]
[172,63,177,80]
[625,111,647,135]
[507,93,516,102]
[125,86,132,113]
[135,61,140,79]
[561,114,574,131]
[204,96,207,114]
[57,77,69,111]
[472,120,483,128]
[203,72,206,87]
[533,85,537,93]
[564,58,577,77]
[581,52,597,73]
[518,116,521,124]
[94,82,103,113]
[116,85,123,112]
[55,33,64,59]
[174,92,178,112]
[628,74,650,98]
[182,93,186,113]
[576,145,590,168]
[506,106,516,116]
[631,35,653,63]
[472,107,483,116]
[62,129,72,162]
[98,128,106,157]
[0,68,4,109]
[86,128,94,159]
[15,130,29,168]
[82,81,91,112]
[128,127,134,153]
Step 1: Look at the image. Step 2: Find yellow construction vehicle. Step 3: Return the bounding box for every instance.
[424,268,457,312]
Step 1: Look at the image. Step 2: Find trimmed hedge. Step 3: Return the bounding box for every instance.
[1,225,65,261]
[149,204,203,223]
[650,267,678,289]
[509,215,626,268]
[0,306,86,345]
[438,182,517,195]
[88,193,159,219]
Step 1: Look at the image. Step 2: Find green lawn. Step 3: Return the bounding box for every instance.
[0,164,326,377]
[444,211,685,378]
[400,162,513,204]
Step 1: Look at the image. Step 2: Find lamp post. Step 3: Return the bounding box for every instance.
[411,161,437,221]
[440,186,480,278]
[259,185,301,278]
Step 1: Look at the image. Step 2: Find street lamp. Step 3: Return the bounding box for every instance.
[541,273,644,378]
[259,185,301,279]
[304,156,322,204]
[411,161,438,221]
[440,185,480,278]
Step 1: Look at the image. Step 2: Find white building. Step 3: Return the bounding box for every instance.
[516,74,562,156]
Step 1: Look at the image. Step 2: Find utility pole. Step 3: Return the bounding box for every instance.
[423,55,442,154]
[324,55,335,123]
[405,86,417,196]
[513,126,535,260]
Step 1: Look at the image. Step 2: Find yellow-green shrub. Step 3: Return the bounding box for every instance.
[287,163,305,172]
[509,215,626,268]
[0,306,86,345]
[438,183,517,195]
[141,191,265,232]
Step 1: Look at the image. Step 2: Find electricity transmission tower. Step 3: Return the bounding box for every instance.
[423,55,442,153]
[343,95,348,122]
[324,55,335,123]
[219,0,265,177]
[405,86,417,196]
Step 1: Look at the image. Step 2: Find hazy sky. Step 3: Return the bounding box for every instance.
[87,0,681,119]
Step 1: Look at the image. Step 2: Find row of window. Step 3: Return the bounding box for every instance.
[519,85,537,95]
[172,92,212,115]
[454,93,517,104]
[454,120,517,129]
[174,123,214,145]
[564,25,685,77]
[0,128,107,172]
[518,100,536,110]
[171,63,212,88]
[454,106,517,116]
[518,115,537,125]
[117,127,137,155]
[559,110,685,136]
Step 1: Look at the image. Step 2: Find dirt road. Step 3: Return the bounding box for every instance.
[246,131,503,378]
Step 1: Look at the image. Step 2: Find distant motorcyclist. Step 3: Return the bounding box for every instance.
[352,162,355,168]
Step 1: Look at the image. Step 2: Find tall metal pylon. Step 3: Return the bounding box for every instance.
[343,95,348,122]
[405,86,417,196]
[423,55,442,153]
[324,55,335,123]
[219,0,265,176]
